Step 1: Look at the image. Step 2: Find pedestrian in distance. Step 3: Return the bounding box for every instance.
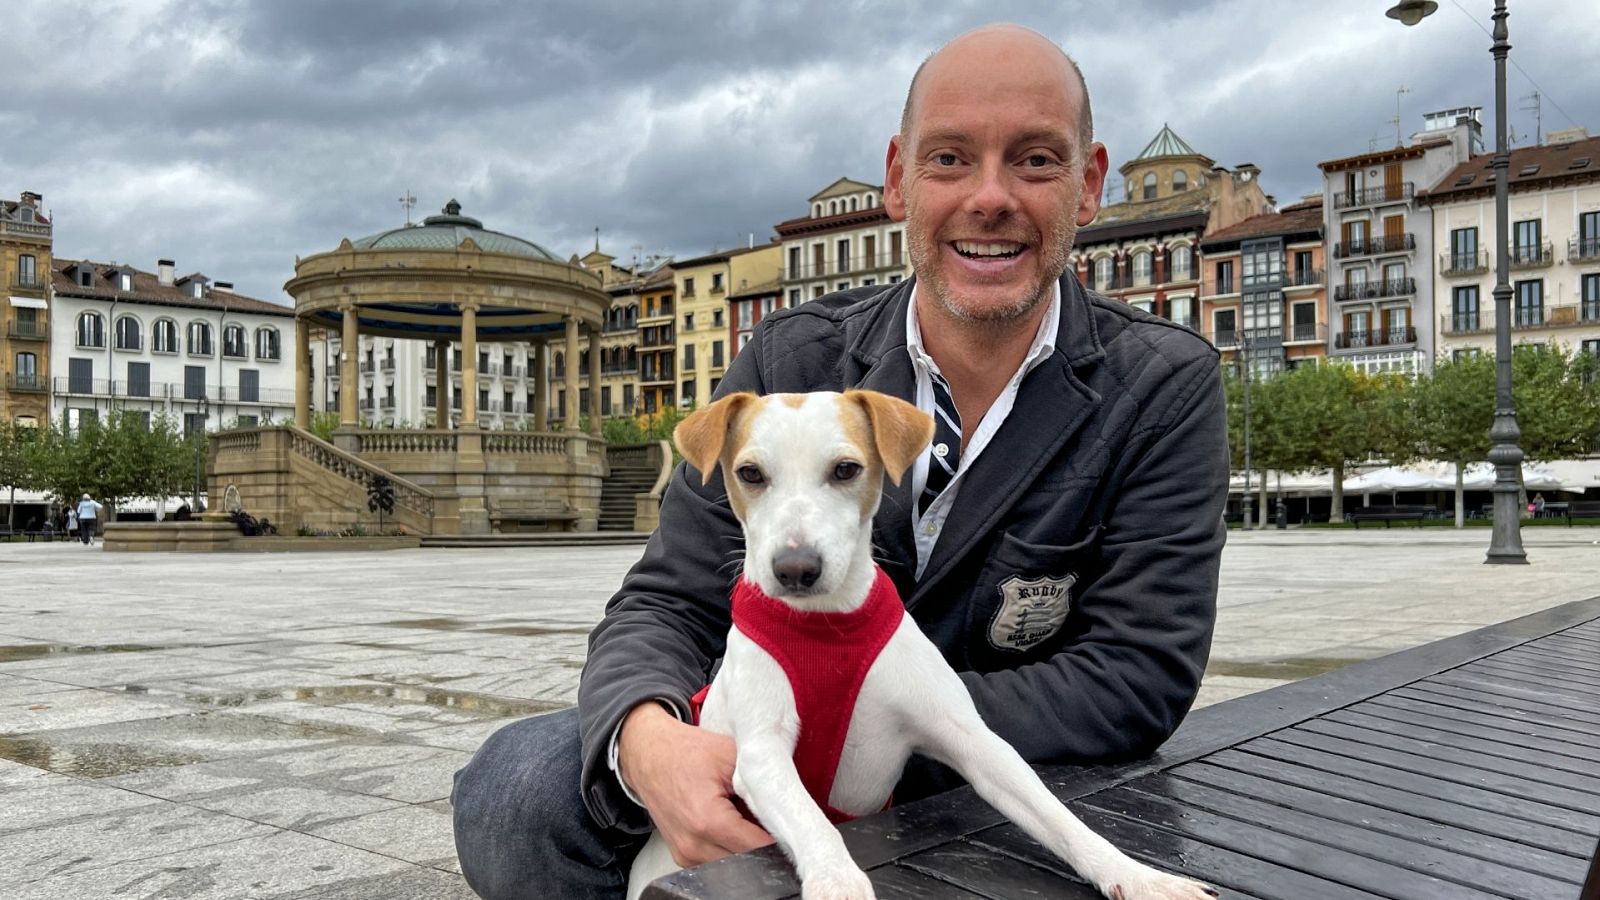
[76,493,99,546]
[66,507,77,541]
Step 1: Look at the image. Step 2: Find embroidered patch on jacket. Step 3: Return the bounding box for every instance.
[988,572,1076,652]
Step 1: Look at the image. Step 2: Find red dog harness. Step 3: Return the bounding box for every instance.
[690,566,904,823]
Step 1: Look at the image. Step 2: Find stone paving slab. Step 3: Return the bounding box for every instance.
[2,529,1598,896]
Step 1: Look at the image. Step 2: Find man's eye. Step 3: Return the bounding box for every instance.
[935,153,959,166]
[736,465,765,486]
[832,461,863,482]
[1024,154,1053,167]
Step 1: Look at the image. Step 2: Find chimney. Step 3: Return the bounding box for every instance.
[158,259,176,286]
[1235,163,1260,183]
[20,191,41,208]
[213,281,233,293]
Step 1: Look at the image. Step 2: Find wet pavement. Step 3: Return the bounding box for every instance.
[1,529,1597,897]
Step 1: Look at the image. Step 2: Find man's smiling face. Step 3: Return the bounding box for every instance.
[885,28,1107,326]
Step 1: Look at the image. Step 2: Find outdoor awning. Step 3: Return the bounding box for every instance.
[9,296,47,309]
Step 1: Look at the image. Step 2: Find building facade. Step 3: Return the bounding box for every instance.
[2,192,51,426]
[1421,130,1600,360]
[672,244,780,409]
[1319,107,1483,374]
[1072,125,1273,329]
[1199,200,1328,376]
[637,266,676,415]
[50,258,295,432]
[775,178,909,311]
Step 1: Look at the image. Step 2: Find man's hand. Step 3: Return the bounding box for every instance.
[618,702,774,867]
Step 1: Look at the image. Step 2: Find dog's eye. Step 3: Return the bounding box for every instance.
[832,461,863,482]
[736,465,765,486]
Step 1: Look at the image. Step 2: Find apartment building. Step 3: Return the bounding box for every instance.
[51,258,294,432]
[1319,107,1483,374]
[1199,199,1328,376]
[1421,129,1600,360]
[636,266,676,415]
[2,192,51,426]
[673,244,780,409]
[776,178,909,310]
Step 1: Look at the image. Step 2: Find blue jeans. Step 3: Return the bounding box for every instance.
[452,708,647,900]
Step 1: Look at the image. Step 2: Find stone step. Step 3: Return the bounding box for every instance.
[422,532,649,548]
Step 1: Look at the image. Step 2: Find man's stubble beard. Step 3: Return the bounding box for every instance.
[905,187,1079,327]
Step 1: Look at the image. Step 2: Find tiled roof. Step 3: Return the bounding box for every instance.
[728,278,782,300]
[1134,124,1201,160]
[1201,203,1323,247]
[774,206,892,238]
[1317,138,1451,173]
[51,258,292,317]
[672,243,776,269]
[1419,134,1600,202]
[0,200,50,225]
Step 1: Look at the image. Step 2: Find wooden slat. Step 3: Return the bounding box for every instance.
[1462,661,1600,705]
[1178,758,1592,872]
[1357,695,1600,763]
[1077,787,1497,899]
[868,863,993,899]
[1241,737,1600,836]
[1417,671,1600,726]
[1392,682,1600,734]
[1505,644,1600,677]
[1322,707,1600,772]
[1471,651,1600,685]
[896,840,1102,899]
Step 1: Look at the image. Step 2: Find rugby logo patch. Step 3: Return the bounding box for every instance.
[988,572,1076,652]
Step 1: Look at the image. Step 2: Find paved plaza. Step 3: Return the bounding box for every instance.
[0,529,1597,897]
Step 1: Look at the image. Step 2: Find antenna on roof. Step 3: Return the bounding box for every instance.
[399,190,417,226]
[594,226,600,253]
[1520,91,1543,145]
[1392,85,1411,146]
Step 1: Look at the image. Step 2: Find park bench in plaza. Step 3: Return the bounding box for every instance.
[1559,500,1600,527]
[1348,505,1435,528]
[0,526,14,541]
[644,596,1600,900]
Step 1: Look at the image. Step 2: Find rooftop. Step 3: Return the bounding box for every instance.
[1419,134,1600,203]
[1133,124,1202,161]
[1201,202,1324,247]
[52,258,291,316]
[349,200,560,262]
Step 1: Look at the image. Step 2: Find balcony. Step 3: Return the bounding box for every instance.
[1284,268,1324,289]
[359,360,376,373]
[381,357,396,371]
[1570,237,1600,265]
[1510,241,1554,270]
[1207,330,1239,350]
[5,373,45,392]
[7,321,48,341]
[0,219,51,239]
[784,252,907,281]
[1285,322,1328,344]
[1335,326,1417,349]
[11,274,46,291]
[1332,182,1414,210]
[1334,277,1415,302]
[1168,264,1198,283]
[324,363,339,377]
[359,399,376,412]
[1440,251,1490,277]
[1334,233,1415,259]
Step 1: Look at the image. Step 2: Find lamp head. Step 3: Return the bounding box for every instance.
[1386,0,1439,26]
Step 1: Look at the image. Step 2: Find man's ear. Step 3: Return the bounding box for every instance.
[673,393,758,485]
[1077,142,1110,227]
[883,136,908,222]
[844,390,933,486]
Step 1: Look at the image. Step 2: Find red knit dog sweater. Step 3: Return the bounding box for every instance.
[691,566,904,823]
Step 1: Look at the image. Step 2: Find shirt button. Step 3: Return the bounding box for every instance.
[925,522,938,535]
[933,442,949,458]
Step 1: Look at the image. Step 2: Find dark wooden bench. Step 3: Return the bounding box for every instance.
[1348,504,1434,528]
[1562,500,1600,526]
[644,597,1600,899]
[0,526,14,541]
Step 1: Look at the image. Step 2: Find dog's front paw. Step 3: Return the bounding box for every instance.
[1104,864,1218,900]
[800,864,875,900]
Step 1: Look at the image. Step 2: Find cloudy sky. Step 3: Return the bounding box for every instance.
[5,0,1598,303]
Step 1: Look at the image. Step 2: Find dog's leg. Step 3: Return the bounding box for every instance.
[908,671,1215,899]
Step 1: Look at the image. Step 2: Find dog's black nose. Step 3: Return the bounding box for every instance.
[772,549,823,591]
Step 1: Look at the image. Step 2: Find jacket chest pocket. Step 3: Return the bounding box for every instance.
[966,527,1101,665]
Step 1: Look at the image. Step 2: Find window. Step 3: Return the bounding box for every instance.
[183,412,206,436]
[223,323,247,358]
[14,351,38,387]
[1344,219,1368,252]
[737,303,753,330]
[1513,219,1542,263]
[837,281,850,292]
[426,385,437,407]
[712,272,724,292]
[1132,251,1152,285]
[153,319,178,353]
[1142,172,1157,200]
[188,321,213,356]
[189,281,204,298]
[1170,245,1193,281]
[1579,211,1600,258]
[479,388,489,410]
[1385,306,1409,342]
[1582,339,1600,358]
[1173,170,1188,191]
[118,272,132,291]
[713,309,724,328]
[77,268,93,287]
[788,246,801,277]
[1290,301,1317,341]
[682,379,696,405]
[1515,279,1544,326]
[1212,308,1237,346]
[1583,273,1600,321]
[115,315,141,351]
[837,238,851,272]
[788,288,801,306]
[1094,256,1114,291]
[255,328,280,360]
[1292,251,1313,284]
[68,358,93,394]
[813,285,824,299]
[126,362,151,397]
[1453,348,1483,362]
[238,369,259,403]
[17,254,37,286]
[683,312,694,332]
[1214,260,1235,295]
[712,340,724,368]
[184,365,206,400]
[1345,310,1371,345]
[1452,285,1480,331]
[623,383,635,413]
[76,312,105,348]
[683,277,695,296]
[1382,261,1407,291]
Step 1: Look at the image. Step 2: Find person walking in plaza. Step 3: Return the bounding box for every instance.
[65,507,77,542]
[452,23,1228,900]
[76,494,99,546]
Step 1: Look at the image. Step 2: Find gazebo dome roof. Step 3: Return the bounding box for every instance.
[351,200,560,262]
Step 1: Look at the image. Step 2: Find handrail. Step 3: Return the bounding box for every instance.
[284,425,437,519]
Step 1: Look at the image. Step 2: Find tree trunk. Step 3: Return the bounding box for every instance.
[6,485,13,530]
[1257,473,1269,529]
[1454,463,1465,528]
[1331,462,1344,521]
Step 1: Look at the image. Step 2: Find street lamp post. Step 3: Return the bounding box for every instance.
[193,394,209,514]
[1389,0,1526,564]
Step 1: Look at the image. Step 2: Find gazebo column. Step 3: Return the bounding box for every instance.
[294,317,311,429]
[587,323,602,436]
[564,316,580,431]
[433,339,448,428]
[532,341,548,431]
[334,303,359,452]
[461,302,479,428]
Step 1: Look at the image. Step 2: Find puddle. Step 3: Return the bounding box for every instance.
[1207,657,1362,680]
[476,625,592,637]
[184,684,565,719]
[377,618,473,631]
[0,643,175,664]
[0,735,203,778]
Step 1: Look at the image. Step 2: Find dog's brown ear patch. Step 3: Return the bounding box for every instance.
[844,390,934,486]
[674,393,759,485]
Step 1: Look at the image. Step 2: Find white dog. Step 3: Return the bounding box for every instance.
[627,390,1216,900]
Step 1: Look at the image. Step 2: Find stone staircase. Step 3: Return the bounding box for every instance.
[599,462,661,531]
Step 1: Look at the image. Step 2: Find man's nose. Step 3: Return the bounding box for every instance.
[772,547,823,591]
[964,159,1019,218]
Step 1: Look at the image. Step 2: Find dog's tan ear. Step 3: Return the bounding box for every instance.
[844,390,934,486]
[673,393,759,485]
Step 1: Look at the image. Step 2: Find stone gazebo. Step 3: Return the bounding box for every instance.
[216,201,613,536]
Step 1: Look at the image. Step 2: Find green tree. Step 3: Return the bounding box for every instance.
[0,420,43,529]
[1262,362,1395,520]
[1415,353,1495,525]
[1512,343,1600,461]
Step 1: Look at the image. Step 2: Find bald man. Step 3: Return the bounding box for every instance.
[453,24,1228,900]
